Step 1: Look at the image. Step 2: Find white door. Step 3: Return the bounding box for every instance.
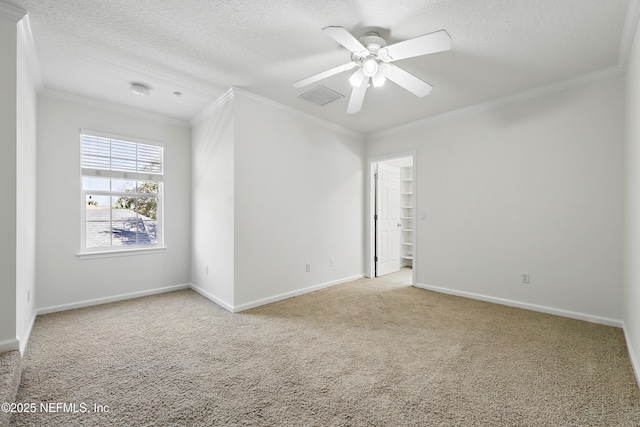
[375,163,401,277]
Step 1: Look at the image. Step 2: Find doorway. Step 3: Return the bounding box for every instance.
[371,155,415,282]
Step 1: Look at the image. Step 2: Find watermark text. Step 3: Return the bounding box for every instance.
[1,402,109,414]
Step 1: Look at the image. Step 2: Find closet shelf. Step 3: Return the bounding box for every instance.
[400,164,414,269]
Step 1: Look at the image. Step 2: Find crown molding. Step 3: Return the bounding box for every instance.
[231,87,364,139]
[368,65,623,140]
[620,0,640,71]
[40,88,190,128]
[17,15,43,90]
[191,87,364,138]
[190,87,235,127]
[0,1,26,22]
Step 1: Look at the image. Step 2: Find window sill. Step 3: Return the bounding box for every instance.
[77,247,167,260]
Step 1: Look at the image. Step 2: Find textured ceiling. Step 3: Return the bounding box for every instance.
[8,0,634,134]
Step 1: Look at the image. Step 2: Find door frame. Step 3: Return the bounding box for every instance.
[366,151,416,285]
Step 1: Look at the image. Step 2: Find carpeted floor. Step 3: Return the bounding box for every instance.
[0,351,22,427]
[10,269,640,426]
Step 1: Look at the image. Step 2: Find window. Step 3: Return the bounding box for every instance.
[80,130,164,253]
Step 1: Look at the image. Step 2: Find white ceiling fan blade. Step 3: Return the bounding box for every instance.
[382,29,451,62]
[385,64,433,97]
[293,61,357,88]
[322,26,369,56]
[347,76,369,114]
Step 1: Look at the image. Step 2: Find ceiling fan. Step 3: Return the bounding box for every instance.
[294,26,452,114]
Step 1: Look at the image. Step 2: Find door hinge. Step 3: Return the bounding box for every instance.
[374,173,378,179]
[374,214,378,221]
[374,256,378,262]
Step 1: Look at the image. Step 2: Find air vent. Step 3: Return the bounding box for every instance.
[299,85,344,106]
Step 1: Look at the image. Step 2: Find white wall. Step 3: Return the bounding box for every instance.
[16,17,37,352]
[0,15,18,351]
[190,91,236,310]
[624,15,640,384]
[233,92,365,309]
[36,94,191,311]
[190,90,366,311]
[368,75,624,324]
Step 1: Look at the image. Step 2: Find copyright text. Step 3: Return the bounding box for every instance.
[1,402,109,414]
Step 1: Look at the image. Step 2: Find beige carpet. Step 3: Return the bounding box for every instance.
[10,270,640,426]
[0,351,22,427]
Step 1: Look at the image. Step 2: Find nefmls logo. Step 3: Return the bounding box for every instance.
[40,402,89,413]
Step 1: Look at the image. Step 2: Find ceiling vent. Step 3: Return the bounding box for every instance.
[298,85,344,106]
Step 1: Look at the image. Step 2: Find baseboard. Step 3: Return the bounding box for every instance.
[622,322,640,388]
[17,312,37,355]
[233,274,364,313]
[414,282,623,328]
[189,284,234,313]
[0,339,19,353]
[36,283,191,315]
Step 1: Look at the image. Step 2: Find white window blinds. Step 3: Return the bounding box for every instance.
[81,131,163,181]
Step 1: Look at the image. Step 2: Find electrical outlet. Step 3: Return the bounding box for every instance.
[306,263,311,273]
[27,290,30,303]
[330,258,335,267]
[521,272,530,284]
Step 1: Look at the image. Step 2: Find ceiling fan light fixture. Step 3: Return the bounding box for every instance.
[362,58,379,77]
[130,82,150,96]
[349,69,365,87]
[372,70,386,88]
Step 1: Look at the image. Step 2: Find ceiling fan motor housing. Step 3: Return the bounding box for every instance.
[359,32,387,52]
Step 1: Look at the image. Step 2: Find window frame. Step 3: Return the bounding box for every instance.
[78,129,165,257]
